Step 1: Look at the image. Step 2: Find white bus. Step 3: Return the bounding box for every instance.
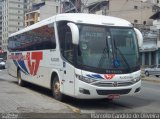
[7,13,143,101]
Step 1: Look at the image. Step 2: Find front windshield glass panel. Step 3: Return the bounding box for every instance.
[77,24,139,73]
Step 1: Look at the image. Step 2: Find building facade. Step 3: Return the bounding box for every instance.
[2,0,30,52]
[0,0,2,50]
[108,0,154,26]
[84,0,157,26]
[25,0,60,27]
[149,12,160,66]
[139,29,158,66]
[25,10,40,26]
[40,1,60,21]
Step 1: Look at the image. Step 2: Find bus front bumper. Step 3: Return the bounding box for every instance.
[74,80,141,99]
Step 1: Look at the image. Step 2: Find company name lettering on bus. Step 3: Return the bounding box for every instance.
[120,76,133,79]
[106,70,123,74]
[9,54,29,60]
[51,58,59,62]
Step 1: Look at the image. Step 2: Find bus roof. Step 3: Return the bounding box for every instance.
[10,13,133,37]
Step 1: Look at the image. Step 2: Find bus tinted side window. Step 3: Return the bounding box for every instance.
[8,23,56,52]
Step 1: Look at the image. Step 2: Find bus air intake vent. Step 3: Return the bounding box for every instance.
[96,89,131,95]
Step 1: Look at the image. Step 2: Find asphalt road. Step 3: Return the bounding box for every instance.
[0,69,160,118]
[64,81,160,113]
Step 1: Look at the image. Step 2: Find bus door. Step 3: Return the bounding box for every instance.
[61,30,75,96]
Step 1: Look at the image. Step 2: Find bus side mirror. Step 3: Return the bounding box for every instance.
[67,23,79,45]
[134,28,143,48]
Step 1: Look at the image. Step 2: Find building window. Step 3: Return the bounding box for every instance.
[134,6,138,9]
[56,6,59,13]
[24,5,27,9]
[134,19,138,23]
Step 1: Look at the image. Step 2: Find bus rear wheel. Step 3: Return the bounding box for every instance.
[17,70,25,86]
[52,76,64,101]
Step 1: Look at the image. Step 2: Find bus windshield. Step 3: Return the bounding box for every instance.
[77,24,139,73]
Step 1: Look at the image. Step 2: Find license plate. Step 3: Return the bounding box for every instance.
[108,94,120,99]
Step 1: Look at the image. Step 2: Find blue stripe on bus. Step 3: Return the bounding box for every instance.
[13,60,26,74]
[86,74,104,79]
[92,74,104,79]
[86,75,95,79]
[17,60,29,75]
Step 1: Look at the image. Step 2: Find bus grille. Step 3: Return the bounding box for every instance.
[93,81,134,87]
[96,89,131,95]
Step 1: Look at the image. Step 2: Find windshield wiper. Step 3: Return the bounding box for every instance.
[98,37,110,68]
[113,40,131,71]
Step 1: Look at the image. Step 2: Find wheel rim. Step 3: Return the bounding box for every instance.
[53,82,60,97]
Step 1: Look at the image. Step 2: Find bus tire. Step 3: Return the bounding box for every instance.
[51,76,64,101]
[17,70,25,86]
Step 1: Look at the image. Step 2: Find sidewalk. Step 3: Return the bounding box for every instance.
[0,70,80,115]
[141,76,160,83]
[0,69,17,82]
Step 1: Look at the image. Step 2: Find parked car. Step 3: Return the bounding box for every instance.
[0,58,5,69]
[144,65,160,77]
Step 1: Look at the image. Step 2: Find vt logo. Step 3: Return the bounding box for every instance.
[104,74,115,80]
[27,52,43,76]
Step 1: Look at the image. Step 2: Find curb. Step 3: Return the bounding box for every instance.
[142,78,160,83]
[51,99,81,114]
[49,98,81,114]
[63,103,81,114]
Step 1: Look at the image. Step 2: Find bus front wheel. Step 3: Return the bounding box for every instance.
[52,76,64,101]
[17,70,25,86]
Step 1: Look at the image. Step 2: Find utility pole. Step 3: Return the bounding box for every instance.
[141,0,143,25]
[60,0,62,13]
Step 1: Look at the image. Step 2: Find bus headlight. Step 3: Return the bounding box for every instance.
[131,77,141,83]
[76,75,97,83]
